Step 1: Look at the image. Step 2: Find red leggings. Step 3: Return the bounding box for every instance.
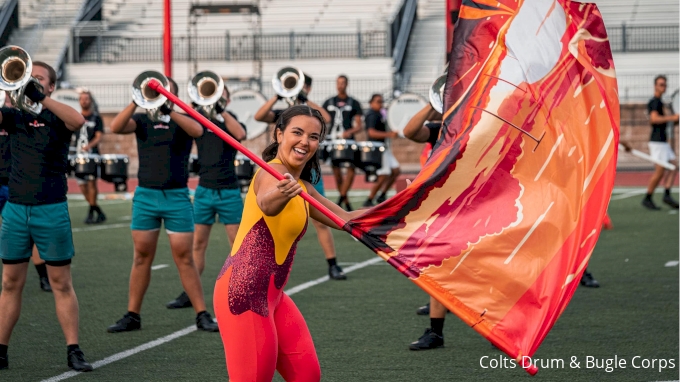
[214,268,321,382]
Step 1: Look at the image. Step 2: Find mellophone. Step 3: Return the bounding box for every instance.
[67,153,130,192]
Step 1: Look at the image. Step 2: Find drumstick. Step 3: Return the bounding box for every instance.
[619,143,676,170]
[148,80,348,229]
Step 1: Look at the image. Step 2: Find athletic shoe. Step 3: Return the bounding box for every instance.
[166,291,192,309]
[95,211,107,224]
[343,199,354,211]
[336,195,345,206]
[0,354,7,370]
[329,264,347,280]
[196,311,219,332]
[580,272,600,288]
[67,348,93,372]
[416,303,430,315]
[40,276,52,292]
[376,194,387,204]
[641,198,661,210]
[107,313,141,333]
[663,195,679,209]
[363,199,374,208]
[84,213,94,224]
[409,328,444,351]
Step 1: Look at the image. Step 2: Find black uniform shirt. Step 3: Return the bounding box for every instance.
[132,113,193,190]
[0,107,72,205]
[647,97,668,142]
[0,123,9,186]
[73,113,104,154]
[426,122,442,147]
[195,111,245,189]
[365,109,387,142]
[322,96,362,139]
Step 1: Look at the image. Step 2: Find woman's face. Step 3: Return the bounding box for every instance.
[276,115,322,169]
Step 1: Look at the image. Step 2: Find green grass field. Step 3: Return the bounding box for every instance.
[0,189,678,381]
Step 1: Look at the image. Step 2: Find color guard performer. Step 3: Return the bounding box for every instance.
[107,77,218,333]
[255,74,347,280]
[167,85,248,309]
[0,59,92,371]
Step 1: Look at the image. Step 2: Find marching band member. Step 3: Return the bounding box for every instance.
[75,90,106,224]
[0,60,92,371]
[107,77,218,333]
[322,75,363,211]
[255,74,347,280]
[364,94,401,207]
[214,105,363,380]
[166,85,248,309]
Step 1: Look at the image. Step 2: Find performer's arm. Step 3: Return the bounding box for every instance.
[222,111,247,141]
[343,114,363,138]
[306,100,331,124]
[650,110,679,124]
[110,102,138,134]
[171,111,203,138]
[306,184,363,229]
[255,164,303,216]
[403,104,435,143]
[254,96,280,123]
[366,113,397,140]
[83,131,103,152]
[41,97,86,131]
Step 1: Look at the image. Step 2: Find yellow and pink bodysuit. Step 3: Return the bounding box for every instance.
[214,161,321,382]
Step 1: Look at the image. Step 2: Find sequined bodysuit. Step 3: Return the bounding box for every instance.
[213,160,321,381]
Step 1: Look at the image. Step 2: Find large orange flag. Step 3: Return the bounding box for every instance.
[345,0,619,374]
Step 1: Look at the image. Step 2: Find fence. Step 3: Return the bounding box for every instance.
[608,24,679,52]
[72,31,388,63]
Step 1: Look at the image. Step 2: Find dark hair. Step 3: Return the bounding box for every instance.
[304,74,313,87]
[655,75,667,85]
[262,105,327,184]
[337,74,348,83]
[167,77,178,95]
[33,61,56,85]
[369,93,382,103]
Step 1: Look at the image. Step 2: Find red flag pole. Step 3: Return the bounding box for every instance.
[147,79,347,229]
[163,0,172,77]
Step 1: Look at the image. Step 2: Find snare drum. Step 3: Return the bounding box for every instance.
[318,140,332,162]
[73,153,100,180]
[66,155,76,177]
[329,139,357,167]
[188,154,200,177]
[100,154,129,192]
[234,154,255,193]
[356,141,385,183]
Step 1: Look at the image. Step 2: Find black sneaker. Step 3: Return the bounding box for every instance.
[0,354,7,370]
[409,328,444,351]
[107,313,141,333]
[376,194,387,204]
[40,276,52,292]
[196,311,219,332]
[67,348,93,372]
[580,272,600,288]
[343,199,354,211]
[363,199,374,208]
[329,264,347,280]
[416,303,430,315]
[336,195,345,206]
[84,213,94,224]
[166,291,192,309]
[95,211,107,224]
[663,194,679,209]
[642,197,661,210]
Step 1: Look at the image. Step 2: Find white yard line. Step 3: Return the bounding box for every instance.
[40,256,382,382]
[151,264,169,271]
[664,261,679,267]
[71,223,130,233]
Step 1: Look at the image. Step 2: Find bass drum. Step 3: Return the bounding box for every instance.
[387,93,428,136]
[100,154,129,192]
[227,89,269,140]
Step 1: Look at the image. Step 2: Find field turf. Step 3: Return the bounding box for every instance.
[0,189,678,381]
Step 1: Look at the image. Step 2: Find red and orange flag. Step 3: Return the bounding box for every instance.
[346,0,619,374]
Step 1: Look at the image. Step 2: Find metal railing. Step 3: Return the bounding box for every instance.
[608,24,678,52]
[71,30,388,63]
[0,0,19,47]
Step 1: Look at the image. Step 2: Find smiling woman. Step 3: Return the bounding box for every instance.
[213,105,364,381]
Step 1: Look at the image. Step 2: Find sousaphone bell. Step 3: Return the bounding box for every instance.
[0,45,44,115]
[131,70,172,122]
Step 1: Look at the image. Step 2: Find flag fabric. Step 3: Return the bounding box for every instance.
[344,0,619,373]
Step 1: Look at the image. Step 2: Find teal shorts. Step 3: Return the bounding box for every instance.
[0,201,75,263]
[193,186,244,225]
[131,187,194,233]
[313,172,325,197]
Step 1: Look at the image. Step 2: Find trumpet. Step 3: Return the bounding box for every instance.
[0,45,44,115]
[429,74,447,114]
[187,70,226,119]
[131,70,172,122]
[272,66,305,105]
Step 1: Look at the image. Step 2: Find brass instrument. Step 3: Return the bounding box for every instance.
[131,70,172,122]
[0,45,44,115]
[187,70,226,119]
[429,74,447,114]
[272,66,305,105]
